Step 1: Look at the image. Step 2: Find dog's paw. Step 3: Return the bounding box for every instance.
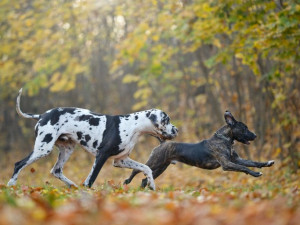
[69,184,78,189]
[267,160,275,167]
[251,171,263,177]
[147,179,156,191]
[82,182,91,188]
[123,178,131,185]
[7,179,16,186]
[255,172,263,177]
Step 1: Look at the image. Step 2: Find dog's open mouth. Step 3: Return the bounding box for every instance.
[151,132,175,142]
[243,140,252,145]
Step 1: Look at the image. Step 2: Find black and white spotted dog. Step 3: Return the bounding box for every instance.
[7,89,178,190]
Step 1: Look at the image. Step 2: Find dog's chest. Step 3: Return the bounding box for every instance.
[115,117,142,158]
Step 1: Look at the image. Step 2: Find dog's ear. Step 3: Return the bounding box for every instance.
[149,114,158,127]
[224,110,236,126]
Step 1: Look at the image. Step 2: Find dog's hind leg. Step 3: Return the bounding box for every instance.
[231,151,275,168]
[51,140,76,187]
[113,157,156,190]
[7,136,56,186]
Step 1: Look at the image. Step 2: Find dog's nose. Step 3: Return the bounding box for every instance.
[172,127,178,135]
[253,133,257,139]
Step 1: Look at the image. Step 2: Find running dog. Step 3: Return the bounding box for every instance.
[124,111,274,188]
[7,89,178,190]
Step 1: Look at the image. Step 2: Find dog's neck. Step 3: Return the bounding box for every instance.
[214,125,234,145]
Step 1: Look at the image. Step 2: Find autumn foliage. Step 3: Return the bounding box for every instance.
[0,0,299,224]
[0,150,299,225]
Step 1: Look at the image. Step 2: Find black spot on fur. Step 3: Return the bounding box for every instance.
[55,168,61,174]
[35,125,39,137]
[93,140,98,148]
[135,115,138,120]
[161,112,169,124]
[77,132,83,140]
[50,110,60,125]
[97,115,122,156]
[62,108,76,115]
[149,114,157,123]
[146,111,151,117]
[79,115,93,121]
[89,118,100,126]
[39,108,76,126]
[80,140,87,146]
[85,135,91,142]
[42,134,53,143]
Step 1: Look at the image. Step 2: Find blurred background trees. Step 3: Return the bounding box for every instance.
[0,0,299,170]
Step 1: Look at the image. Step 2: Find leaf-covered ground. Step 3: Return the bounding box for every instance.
[0,150,299,225]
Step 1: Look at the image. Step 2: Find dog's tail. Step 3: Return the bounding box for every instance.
[16,88,40,120]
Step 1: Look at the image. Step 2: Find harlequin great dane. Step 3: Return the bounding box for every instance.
[7,89,178,190]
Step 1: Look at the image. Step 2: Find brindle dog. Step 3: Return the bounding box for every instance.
[124,111,275,188]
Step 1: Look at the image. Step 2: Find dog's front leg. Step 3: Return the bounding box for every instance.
[220,160,263,177]
[231,151,275,168]
[113,157,156,190]
[123,169,141,185]
[83,152,110,188]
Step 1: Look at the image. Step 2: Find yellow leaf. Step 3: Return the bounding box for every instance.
[50,72,61,84]
[122,74,140,83]
[133,88,152,100]
[273,148,281,158]
[235,53,244,59]
[152,35,159,41]
[213,38,221,48]
[132,100,148,111]
[25,19,33,27]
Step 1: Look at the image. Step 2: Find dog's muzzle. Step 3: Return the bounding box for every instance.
[160,126,178,140]
[241,133,257,145]
[172,126,178,135]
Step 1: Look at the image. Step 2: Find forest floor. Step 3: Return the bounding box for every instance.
[0,149,299,225]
